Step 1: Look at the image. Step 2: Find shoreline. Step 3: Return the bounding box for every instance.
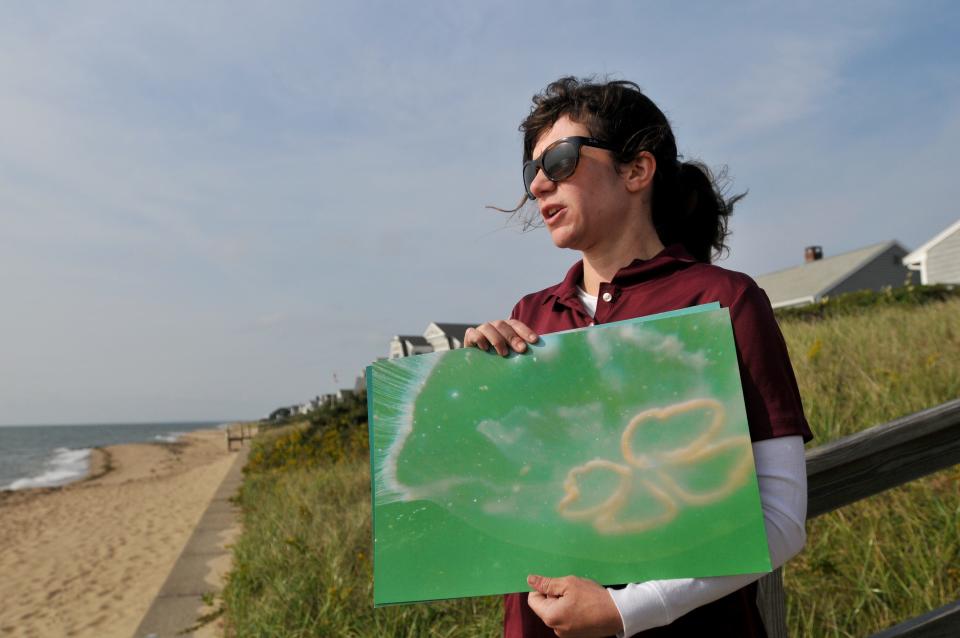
[85,446,114,483]
[0,430,206,506]
[0,448,112,510]
[1,423,225,495]
[0,427,244,638]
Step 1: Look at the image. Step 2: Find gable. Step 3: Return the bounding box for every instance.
[423,322,476,344]
[903,218,960,264]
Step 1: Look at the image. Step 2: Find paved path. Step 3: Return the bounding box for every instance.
[135,445,250,637]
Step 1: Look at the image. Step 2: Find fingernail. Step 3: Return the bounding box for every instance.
[528,333,538,342]
[513,339,526,351]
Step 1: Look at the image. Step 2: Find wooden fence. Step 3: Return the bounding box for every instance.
[757,398,960,637]
[226,422,257,450]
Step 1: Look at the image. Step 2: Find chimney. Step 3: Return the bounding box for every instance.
[805,246,823,263]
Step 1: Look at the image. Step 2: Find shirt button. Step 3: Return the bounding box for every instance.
[601,292,613,302]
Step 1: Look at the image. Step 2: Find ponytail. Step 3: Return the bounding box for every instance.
[651,160,744,264]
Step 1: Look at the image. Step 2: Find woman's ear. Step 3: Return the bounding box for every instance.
[623,151,657,194]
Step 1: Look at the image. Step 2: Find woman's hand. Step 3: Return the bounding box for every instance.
[527,574,624,638]
[463,320,538,356]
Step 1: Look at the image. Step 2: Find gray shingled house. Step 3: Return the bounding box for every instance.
[902,218,960,285]
[754,241,917,309]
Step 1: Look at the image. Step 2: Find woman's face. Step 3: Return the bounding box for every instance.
[528,115,634,253]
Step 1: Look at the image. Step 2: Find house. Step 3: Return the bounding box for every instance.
[902,218,960,285]
[754,241,917,309]
[388,335,433,359]
[388,322,478,358]
[268,407,291,421]
[423,322,474,352]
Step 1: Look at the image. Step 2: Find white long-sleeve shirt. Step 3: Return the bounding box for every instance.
[607,435,808,636]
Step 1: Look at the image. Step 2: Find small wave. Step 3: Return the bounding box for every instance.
[153,432,186,443]
[7,447,92,490]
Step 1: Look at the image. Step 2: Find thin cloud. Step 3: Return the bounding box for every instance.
[0,2,957,423]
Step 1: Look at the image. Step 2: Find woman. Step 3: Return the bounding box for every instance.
[464,77,812,638]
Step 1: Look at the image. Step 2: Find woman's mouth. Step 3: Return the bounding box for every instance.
[542,206,566,225]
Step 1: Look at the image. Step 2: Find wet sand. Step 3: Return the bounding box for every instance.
[0,429,240,638]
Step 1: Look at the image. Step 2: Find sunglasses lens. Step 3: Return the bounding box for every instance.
[523,161,540,197]
[542,141,579,181]
[522,139,586,199]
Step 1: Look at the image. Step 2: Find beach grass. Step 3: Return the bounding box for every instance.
[223,297,960,637]
[779,297,960,636]
[222,458,501,637]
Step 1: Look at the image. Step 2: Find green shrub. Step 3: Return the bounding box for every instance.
[247,394,370,473]
[774,283,958,322]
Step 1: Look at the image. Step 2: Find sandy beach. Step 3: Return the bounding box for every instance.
[0,429,240,638]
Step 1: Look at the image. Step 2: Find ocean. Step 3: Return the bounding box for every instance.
[0,421,230,491]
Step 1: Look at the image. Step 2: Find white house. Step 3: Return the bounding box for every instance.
[902,218,960,285]
[423,322,474,352]
[754,241,917,309]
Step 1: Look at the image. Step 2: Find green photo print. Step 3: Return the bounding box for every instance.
[367,304,770,606]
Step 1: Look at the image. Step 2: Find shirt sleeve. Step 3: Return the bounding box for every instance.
[729,283,813,442]
[607,436,808,637]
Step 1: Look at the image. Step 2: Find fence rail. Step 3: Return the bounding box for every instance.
[226,422,257,450]
[806,399,960,518]
[757,398,960,638]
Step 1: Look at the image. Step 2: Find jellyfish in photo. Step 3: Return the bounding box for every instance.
[370,311,757,560]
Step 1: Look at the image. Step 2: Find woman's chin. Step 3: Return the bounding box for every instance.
[547,227,577,250]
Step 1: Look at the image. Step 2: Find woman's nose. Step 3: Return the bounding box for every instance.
[529,167,555,199]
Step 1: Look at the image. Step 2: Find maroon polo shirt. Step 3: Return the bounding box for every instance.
[503,244,812,638]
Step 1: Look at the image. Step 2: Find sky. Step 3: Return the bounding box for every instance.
[1,1,958,425]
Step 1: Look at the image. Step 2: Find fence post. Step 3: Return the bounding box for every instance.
[756,568,788,638]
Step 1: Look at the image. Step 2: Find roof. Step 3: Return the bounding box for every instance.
[395,335,430,346]
[754,240,900,306]
[428,323,475,342]
[903,218,960,264]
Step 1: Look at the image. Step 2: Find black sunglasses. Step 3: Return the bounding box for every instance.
[522,136,615,199]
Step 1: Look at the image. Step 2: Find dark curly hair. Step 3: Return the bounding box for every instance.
[503,76,744,264]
